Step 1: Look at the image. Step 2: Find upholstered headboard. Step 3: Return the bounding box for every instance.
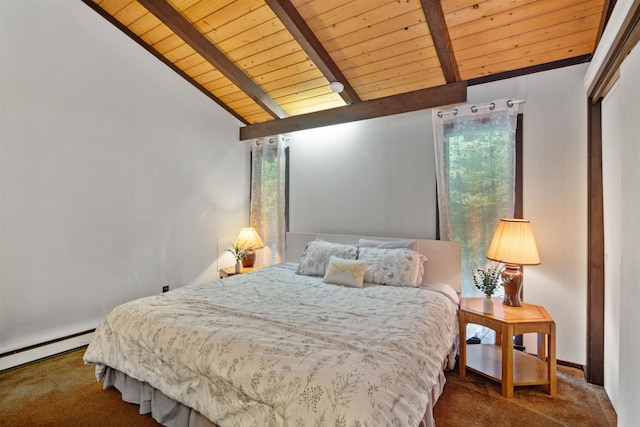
[285,232,462,293]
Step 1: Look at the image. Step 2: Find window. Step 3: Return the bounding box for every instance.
[250,136,288,265]
[433,100,521,297]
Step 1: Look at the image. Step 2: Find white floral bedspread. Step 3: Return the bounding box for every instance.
[84,264,458,427]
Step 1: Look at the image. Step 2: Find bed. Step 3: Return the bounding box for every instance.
[83,232,461,427]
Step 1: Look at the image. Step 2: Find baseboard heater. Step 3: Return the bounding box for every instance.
[0,329,95,372]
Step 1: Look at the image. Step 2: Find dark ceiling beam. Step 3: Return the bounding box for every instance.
[138,0,288,120]
[264,0,360,105]
[239,81,467,140]
[420,0,460,83]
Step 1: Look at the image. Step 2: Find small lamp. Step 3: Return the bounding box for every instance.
[486,219,540,307]
[235,227,264,267]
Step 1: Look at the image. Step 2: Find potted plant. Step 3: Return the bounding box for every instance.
[472,262,504,314]
[226,242,253,273]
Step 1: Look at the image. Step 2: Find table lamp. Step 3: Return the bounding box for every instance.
[486,218,540,307]
[235,227,264,267]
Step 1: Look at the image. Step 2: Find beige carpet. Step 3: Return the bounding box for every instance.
[0,347,616,426]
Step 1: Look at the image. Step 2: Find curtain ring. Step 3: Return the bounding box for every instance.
[489,102,496,110]
[506,99,514,107]
[437,108,458,117]
[471,106,478,113]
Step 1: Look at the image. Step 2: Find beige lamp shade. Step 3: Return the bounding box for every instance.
[486,219,540,265]
[235,227,264,250]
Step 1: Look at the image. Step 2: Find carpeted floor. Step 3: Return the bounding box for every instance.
[0,347,617,426]
[435,363,617,426]
[0,348,157,427]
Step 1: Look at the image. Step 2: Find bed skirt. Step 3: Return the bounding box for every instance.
[102,341,457,427]
[103,368,207,427]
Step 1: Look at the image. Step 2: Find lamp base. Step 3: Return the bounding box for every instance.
[502,264,523,307]
[242,250,256,267]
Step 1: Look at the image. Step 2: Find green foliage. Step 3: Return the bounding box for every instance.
[251,144,285,246]
[226,242,253,262]
[472,263,504,297]
[442,115,515,296]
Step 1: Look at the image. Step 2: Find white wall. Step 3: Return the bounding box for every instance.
[601,41,640,426]
[0,0,247,355]
[289,64,589,365]
[288,112,437,239]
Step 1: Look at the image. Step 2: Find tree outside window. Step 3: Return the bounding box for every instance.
[433,101,519,297]
[250,136,287,265]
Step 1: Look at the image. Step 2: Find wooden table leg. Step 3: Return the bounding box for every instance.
[501,324,514,398]
[548,322,557,395]
[537,332,547,361]
[459,313,467,378]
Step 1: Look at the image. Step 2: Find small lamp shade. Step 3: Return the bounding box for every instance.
[235,227,264,250]
[235,228,264,267]
[486,219,540,265]
[486,219,540,307]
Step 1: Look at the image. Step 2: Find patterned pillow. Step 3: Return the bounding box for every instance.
[296,240,358,276]
[322,256,368,288]
[357,247,428,286]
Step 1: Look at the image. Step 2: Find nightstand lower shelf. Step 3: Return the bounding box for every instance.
[466,344,550,386]
[459,298,556,397]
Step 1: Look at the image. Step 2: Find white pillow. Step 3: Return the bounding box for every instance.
[322,256,368,288]
[357,247,427,286]
[296,239,358,276]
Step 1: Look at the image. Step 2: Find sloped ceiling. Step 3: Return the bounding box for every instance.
[83,0,610,139]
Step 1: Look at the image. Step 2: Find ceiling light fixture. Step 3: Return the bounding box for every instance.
[329,81,344,93]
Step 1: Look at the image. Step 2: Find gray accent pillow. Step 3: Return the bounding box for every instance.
[296,240,358,276]
[358,238,419,251]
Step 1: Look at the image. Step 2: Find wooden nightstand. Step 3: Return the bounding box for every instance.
[459,297,556,398]
[219,264,265,279]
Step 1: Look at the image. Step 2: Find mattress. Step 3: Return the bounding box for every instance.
[84,263,459,426]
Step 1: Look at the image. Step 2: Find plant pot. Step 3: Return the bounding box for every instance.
[483,296,494,315]
[235,262,242,274]
[242,250,255,267]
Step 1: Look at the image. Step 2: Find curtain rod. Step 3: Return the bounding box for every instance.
[436,99,525,118]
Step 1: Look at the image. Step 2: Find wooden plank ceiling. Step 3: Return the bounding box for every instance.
[84,0,608,139]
